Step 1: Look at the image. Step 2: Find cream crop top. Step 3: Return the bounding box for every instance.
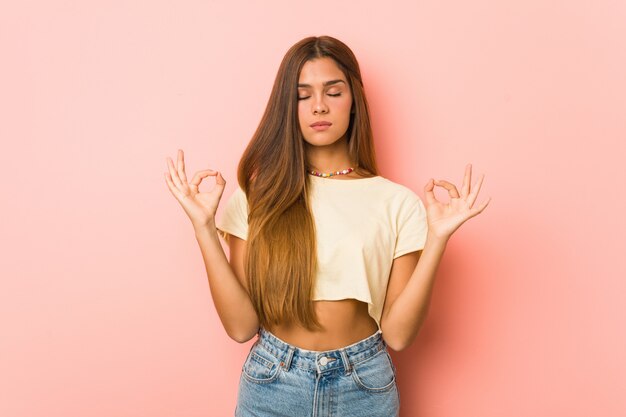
[215,174,429,331]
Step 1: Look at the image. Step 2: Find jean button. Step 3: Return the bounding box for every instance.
[319,356,329,366]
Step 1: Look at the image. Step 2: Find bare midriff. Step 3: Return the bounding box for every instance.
[265,299,379,351]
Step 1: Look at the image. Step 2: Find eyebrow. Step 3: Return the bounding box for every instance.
[297,79,346,88]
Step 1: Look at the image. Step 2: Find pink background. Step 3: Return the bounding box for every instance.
[1,1,625,416]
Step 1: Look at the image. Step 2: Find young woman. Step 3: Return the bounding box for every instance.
[164,35,489,417]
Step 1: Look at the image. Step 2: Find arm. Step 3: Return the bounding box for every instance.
[380,164,490,351]
[163,149,258,344]
[380,235,447,352]
[194,224,259,343]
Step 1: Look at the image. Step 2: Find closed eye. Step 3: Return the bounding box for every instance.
[298,93,342,100]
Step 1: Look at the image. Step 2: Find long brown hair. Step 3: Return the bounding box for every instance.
[236,35,379,330]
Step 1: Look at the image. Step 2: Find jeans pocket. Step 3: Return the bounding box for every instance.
[241,344,282,385]
[351,349,397,393]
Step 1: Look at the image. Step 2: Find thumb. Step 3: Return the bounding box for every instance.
[214,171,227,199]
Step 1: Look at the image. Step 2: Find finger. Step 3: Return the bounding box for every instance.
[166,156,184,189]
[189,169,217,188]
[468,196,491,218]
[215,171,227,200]
[177,149,188,184]
[215,171,227,187]
[467,174,485,207]
[423,178,439,206]
[460,163,471,198]
[434,179,460,198]
[164,171,184,201]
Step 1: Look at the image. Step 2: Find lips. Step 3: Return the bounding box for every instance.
[310,121,332,127]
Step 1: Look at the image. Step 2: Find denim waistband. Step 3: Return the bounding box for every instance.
[254,327,386,375]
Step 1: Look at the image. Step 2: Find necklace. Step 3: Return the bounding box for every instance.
[307,167,354,178]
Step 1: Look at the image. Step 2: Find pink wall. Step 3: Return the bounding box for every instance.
[1,1,625,416]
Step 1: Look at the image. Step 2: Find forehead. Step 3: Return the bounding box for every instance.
[298,57,347,85]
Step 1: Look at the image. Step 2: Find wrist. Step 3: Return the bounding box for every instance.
[425,231,450,248]
[193,219,217,236]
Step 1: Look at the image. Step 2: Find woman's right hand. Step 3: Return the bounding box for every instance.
[164,149,226,230]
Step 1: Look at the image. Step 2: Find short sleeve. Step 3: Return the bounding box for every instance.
[215,187,249,242]
[393,191,428,259]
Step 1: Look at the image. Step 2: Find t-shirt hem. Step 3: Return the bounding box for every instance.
[393,245,425,259]
[216,227,247,242]
[311,295,372,304]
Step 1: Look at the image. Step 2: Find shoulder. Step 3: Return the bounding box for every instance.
[233,186,247,199]
[222,185,249,213]
[230,186,248,203]
[374,176,423,206]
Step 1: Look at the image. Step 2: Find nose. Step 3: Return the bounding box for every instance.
[312,95,329,115]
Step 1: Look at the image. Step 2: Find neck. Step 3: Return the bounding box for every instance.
[304,136,353,173]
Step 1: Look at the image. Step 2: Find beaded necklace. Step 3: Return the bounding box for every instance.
[307,167,354,178]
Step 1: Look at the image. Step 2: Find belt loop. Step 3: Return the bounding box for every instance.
[281,346,295,371]
[339,349,351,375]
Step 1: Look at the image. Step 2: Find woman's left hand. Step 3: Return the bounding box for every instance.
[424,164,491,240]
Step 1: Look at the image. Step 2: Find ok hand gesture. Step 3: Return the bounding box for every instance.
[424,164,491,240]
[164,149,226,230]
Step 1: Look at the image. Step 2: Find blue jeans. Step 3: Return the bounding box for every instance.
[235,326,400,417]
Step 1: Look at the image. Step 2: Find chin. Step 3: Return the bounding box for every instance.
[303,131,349,147]
[303,137,344,147]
